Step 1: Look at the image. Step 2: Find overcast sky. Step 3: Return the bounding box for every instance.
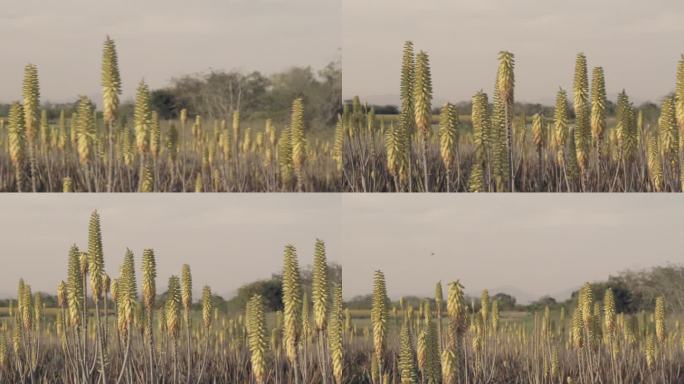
[0,195,342,299]
[0,0,340,103]
[343,0,684,105]
[0,195,681,303]
[342,195,684,302]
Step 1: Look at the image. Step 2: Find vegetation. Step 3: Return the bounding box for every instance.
[0,212,682,383]
[0,36,341,192]
[341,43,684,192]
[4,38,684,192]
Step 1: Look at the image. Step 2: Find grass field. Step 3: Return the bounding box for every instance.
[341,42,684,192]
[0,211,681,383]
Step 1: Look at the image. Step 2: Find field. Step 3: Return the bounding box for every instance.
[341,42,684,192]
[0,37,342,192]
[0,211,681,384]
[4,40,684,193]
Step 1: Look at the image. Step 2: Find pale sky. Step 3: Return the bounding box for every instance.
[343,0,684,105]
[0,195,342,299]
[0,0,340,103]
[0,195,681,303]
[342,195,684,302]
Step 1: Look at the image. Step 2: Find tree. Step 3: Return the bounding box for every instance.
[492,293,516,311]
[225,278,283,313]
[528,296,558,311]
[150,89,179,120]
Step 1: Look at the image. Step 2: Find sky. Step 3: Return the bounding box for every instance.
[0,0,340,103]
[341,195,684,302]
[0,195,682,303]
[343,0,684,105]
[0,195,342,300]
